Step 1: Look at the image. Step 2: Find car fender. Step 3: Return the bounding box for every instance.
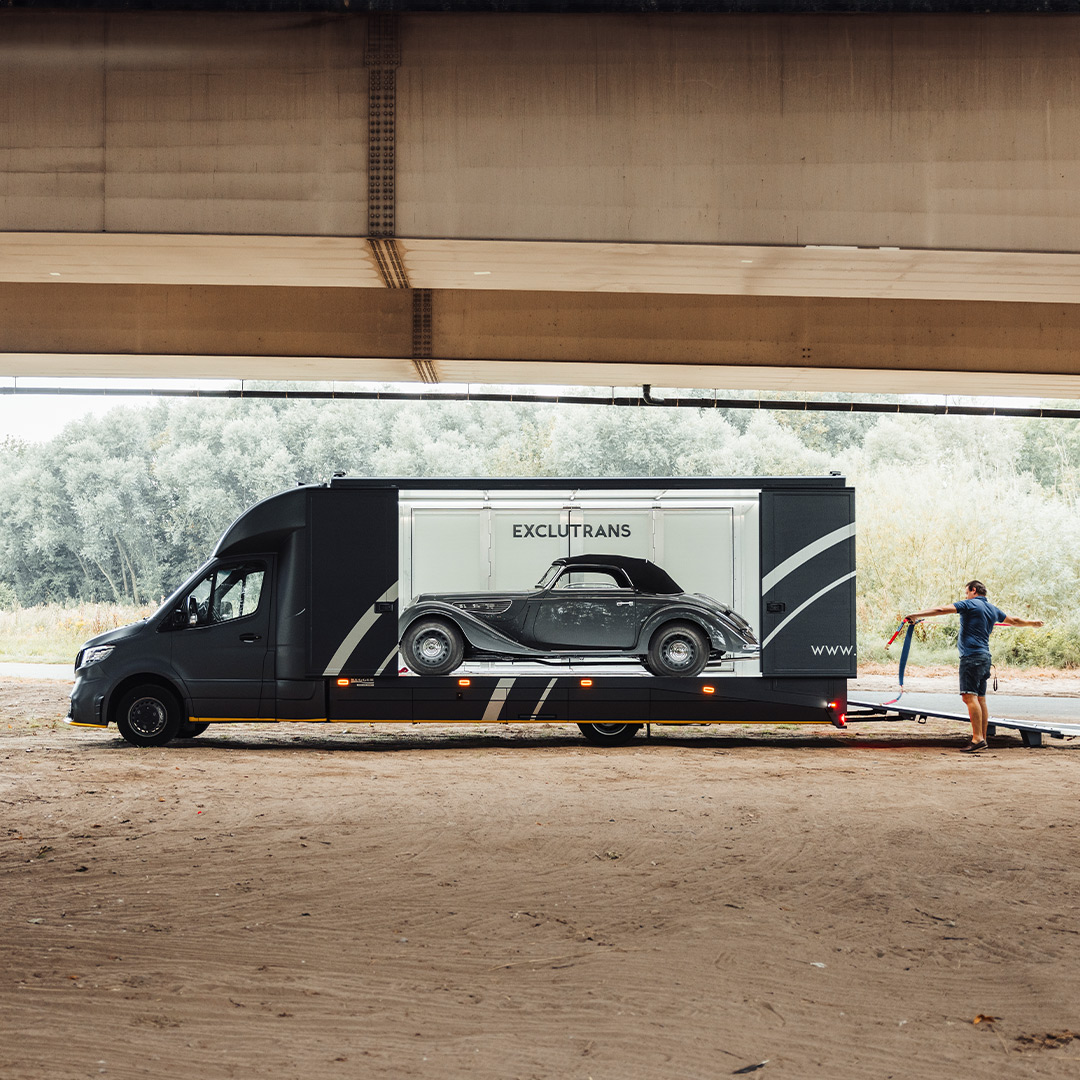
[398,601,537,657]
[635,604,747,652]
[634,606,726,654]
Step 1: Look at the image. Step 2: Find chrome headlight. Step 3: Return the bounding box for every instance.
[79,644,115,668]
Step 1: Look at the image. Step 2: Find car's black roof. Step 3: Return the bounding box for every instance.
[552,554,682,594]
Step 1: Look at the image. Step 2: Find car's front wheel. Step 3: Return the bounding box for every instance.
[645,621,709,677]
[577,722,642,746]
[401,618,466,675]
[114,684,182,747]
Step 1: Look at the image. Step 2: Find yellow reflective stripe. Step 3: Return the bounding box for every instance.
[188,717,329,724]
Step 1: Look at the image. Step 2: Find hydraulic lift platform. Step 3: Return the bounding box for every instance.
[848,698,1080,748]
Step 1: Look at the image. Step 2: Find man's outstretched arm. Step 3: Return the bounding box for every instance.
[905,604,957,621]
[1000,614,1044,627]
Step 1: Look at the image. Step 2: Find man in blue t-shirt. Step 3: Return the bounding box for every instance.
[906,580,1043,753]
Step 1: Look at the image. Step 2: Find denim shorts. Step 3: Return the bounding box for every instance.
[959,653,992,696]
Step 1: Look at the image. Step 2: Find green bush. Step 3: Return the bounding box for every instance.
[990,628,1080,669]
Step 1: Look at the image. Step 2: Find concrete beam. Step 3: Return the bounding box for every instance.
[3,282,1080,398]
[5,12,1080,250]
[398,14,1080,251]
[4,9,1080,393]
[7,233,1080,306]
[0,11,367,235]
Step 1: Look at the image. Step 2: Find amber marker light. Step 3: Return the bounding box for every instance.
[702,685,716,694]
[336,678,349,687]
[458,678,471,687]
[580,679,593,687]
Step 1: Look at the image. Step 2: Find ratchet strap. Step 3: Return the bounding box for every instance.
[883,619,920,706]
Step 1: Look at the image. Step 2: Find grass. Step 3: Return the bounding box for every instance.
[857,640,962,669]
[861,627,1079,671]
[0,603,154,664]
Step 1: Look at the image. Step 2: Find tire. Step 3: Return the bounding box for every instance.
[114,683,182,747]
[177,721,210,738]
[401,618,466,676]
[577,722,642,747]
[645,621,709,677]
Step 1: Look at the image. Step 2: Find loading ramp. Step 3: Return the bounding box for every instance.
[848,698,1080,748]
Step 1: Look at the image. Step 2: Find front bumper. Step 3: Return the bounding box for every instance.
[66,666,109,728]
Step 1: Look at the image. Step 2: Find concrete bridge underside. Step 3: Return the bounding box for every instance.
[3,10,1080,397]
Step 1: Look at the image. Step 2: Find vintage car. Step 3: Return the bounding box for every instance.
[398,553,759,677]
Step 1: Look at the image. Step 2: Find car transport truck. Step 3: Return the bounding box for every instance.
[68,476,857,747]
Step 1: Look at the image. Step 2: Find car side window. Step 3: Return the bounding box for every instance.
[553,569,625,590]
[183,563,265,627]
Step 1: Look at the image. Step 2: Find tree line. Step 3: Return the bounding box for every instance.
[1,394,1077,663]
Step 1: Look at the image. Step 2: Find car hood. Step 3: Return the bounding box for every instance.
[78,619,149,650]
[414,591,532,604]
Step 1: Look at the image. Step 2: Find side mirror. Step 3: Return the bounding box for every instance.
[186,595,199,626]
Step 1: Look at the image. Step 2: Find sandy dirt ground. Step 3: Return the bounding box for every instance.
[3,673,1080,1080]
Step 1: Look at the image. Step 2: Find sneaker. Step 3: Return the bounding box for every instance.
[960,740,988,753]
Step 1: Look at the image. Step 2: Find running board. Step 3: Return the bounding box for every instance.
[847,698,1080,749]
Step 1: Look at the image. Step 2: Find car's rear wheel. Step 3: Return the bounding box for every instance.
[402,618,466,675]
[577,722,642,746]
[645,621,709,677]
[115,684,182,747]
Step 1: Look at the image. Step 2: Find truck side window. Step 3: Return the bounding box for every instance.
[184,563,265,627]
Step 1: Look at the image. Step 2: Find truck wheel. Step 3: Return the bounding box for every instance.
[402,618,465,675]
[177,721,210,738]
[645,621,709,677]
[114,684,182,747]
[577,722,642,746]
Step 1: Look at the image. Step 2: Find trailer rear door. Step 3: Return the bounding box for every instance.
[759,489,856,677]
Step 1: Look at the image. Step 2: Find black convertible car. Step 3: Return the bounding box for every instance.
[398,553,759,677]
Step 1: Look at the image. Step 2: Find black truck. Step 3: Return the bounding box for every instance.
[67,476,856,746]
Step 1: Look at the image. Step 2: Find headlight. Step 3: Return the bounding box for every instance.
[79,645,115,667]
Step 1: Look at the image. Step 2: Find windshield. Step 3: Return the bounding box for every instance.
[535,563,562,589]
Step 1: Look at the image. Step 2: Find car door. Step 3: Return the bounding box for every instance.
[527,569,640,649]
[169,559,274,718]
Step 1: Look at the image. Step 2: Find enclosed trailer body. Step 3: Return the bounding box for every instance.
[68,476,856,746]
